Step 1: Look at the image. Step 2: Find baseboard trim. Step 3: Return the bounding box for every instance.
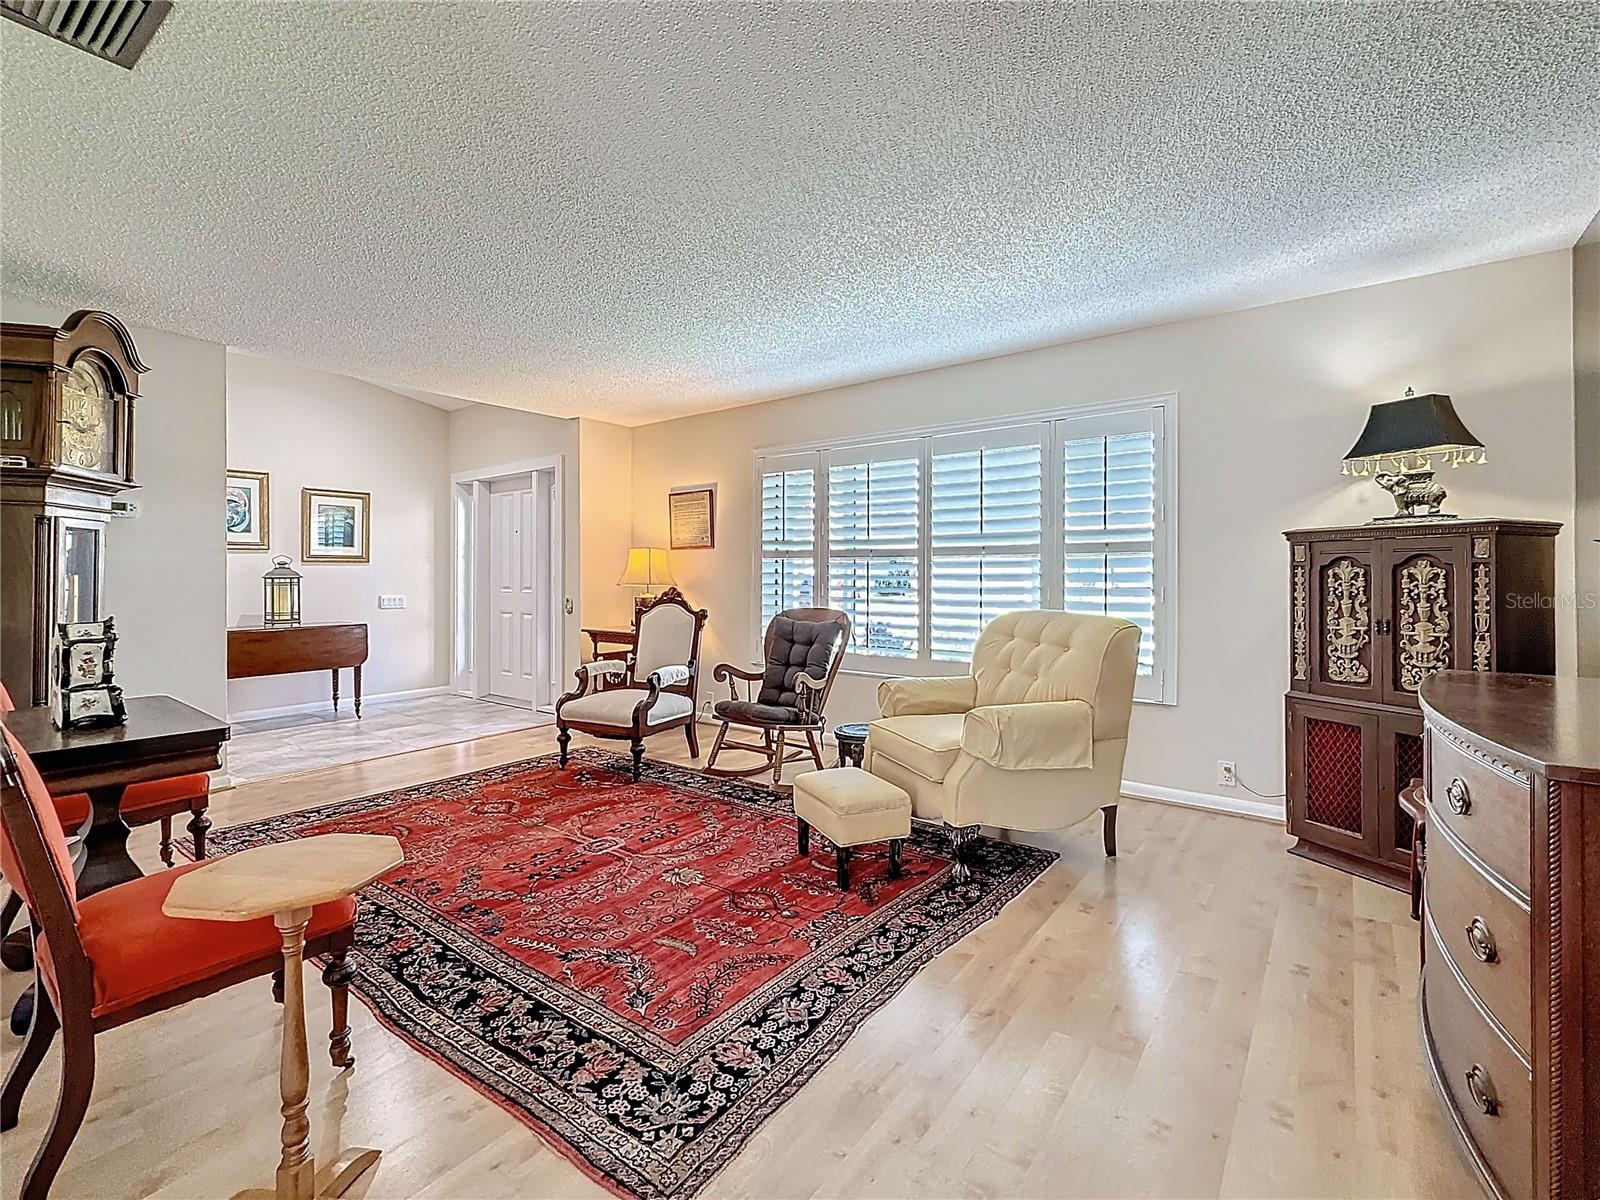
[1121,780,1284,824]
[228,685,450,723]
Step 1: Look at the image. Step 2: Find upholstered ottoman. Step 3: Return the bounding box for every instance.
[792,767,912,890]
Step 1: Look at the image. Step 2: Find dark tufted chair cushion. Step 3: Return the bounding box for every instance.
[752,615,846,716]
[714,697,802,724]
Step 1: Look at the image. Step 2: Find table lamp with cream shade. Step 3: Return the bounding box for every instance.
[619,546,674,613]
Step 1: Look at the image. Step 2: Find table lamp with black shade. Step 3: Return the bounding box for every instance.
[1342,388,1486,520]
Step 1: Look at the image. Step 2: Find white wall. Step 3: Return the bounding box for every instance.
[577,418,637,634]
[1574,234,1599,677]
[448,404,583,683]
[225,353,451,714]
[629,251,1580,806]
[1,295,229,719]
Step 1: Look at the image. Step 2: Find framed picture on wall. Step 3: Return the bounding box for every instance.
[226,470,270,551]
[302,487,371,563]
[668,486,715,550]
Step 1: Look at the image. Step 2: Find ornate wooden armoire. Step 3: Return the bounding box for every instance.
[0,311,144,707]
[1283,519,1560,889]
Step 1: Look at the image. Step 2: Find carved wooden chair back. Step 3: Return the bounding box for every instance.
[631,588,708,703]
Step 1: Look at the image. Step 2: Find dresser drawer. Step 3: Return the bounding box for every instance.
[1423,919,1533,1200]
[1427,727,1531,897]
[1424,821,1532,1056]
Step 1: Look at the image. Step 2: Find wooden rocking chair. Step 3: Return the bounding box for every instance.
[705,608,850,786]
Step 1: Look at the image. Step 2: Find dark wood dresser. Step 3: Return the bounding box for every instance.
[1284,519,1559,889]
[1417,672,1600,1200]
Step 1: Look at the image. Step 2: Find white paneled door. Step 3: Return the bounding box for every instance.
[487,475,547,706]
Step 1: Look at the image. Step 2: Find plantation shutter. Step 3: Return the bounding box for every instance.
[928,424,1045,661]
[1058,406,1164,694]
[757,453,818,634]
[827,443,920,658]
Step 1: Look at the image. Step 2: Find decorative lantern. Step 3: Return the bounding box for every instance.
[263,555,302,625]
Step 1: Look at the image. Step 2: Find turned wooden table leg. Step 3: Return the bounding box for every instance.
[353,665,362,719]
[274,907,316,1200]
[330,669,340,716]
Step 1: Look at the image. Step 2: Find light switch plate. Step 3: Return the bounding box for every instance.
[378,594,406,610]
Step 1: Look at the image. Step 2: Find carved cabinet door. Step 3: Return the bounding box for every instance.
[1379,535,1470,709]
[1307,541,1382,703]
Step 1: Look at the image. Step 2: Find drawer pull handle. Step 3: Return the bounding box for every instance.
[1446,777,1471,815]
[1464,1065,1499,1117]
[1465,917,1498,964]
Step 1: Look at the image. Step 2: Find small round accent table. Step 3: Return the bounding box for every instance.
[164,832,404,1200]
[833,722,870,768]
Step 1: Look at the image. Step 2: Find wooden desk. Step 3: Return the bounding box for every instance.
[229,622,369,717]
[3,695,230,895]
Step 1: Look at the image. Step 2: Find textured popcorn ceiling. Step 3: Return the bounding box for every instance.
[2,3,1597,424]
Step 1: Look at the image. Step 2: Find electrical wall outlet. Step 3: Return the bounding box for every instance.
[1217,760,1238,788]
[378,594,406,610]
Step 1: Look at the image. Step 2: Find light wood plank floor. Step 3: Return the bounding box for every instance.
[0,726,1481,1199]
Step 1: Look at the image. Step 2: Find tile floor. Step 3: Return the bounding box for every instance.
[226,693,553,783]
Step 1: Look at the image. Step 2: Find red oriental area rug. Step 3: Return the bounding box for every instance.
[208,750,1055,1199]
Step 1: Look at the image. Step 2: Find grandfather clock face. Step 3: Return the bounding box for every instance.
[58,358,114,472]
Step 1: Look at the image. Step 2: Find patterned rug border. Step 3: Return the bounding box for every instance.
[207,748,1058,1199]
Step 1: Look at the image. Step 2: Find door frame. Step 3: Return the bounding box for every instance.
[450,455,565,709]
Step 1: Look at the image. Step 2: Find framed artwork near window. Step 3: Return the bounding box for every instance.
[668,486,715,550]
[226,469,270,551]
[302,487,371,563]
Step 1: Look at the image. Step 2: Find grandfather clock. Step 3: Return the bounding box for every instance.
[0,310,145,706]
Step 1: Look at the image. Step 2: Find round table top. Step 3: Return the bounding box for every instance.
[833,722,871,740]
[162,833,404,922]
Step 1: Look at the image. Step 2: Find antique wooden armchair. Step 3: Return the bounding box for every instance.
[556,588,709,781]
[705,607,850,786]
[0,728,358,1200]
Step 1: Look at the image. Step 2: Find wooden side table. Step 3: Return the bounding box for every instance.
[833,722,870,768]
[583,627,636,660]
[228,623,370,718]
[164,833,403,1200]
[582,628,636,690]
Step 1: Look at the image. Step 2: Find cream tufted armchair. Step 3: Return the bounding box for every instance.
[865,610,1140,879]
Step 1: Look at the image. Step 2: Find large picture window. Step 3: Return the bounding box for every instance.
[754,396,1175,702]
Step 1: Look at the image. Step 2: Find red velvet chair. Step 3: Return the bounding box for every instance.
[0,726,360,1200]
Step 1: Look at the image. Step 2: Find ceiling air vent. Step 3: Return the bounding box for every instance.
[0,0,170,69]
